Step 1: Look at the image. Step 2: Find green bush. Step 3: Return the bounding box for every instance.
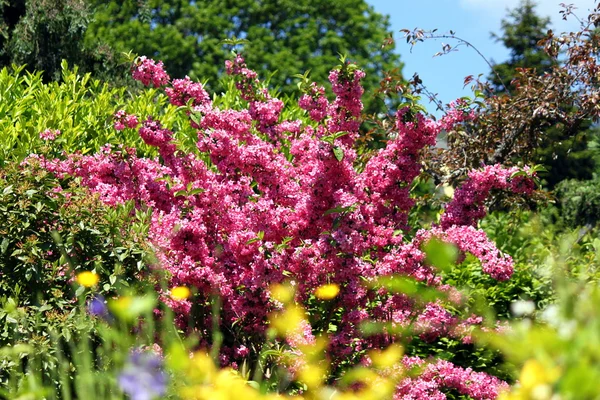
[0,61,314,167]
[486,235,600,399]
[0,62,196,164]
[0,158,152,356]
[554,176,600,228]
[457,209,600,318]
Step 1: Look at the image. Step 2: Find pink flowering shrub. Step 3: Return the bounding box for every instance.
[441,164,535,229]
[394,357,509,400]
[165,76,210,107]
[298,83,329,122]
[34,54,537,399]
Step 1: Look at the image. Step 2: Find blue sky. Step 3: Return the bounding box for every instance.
[366,0,597,115]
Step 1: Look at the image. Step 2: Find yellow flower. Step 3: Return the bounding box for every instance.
[520,359,560,390]
[270,283,295,304]
[76,271,99,287]
[298,364,328,390]
[270,305,306,337]
[171,286,191,300]
[369,344,404,369]
[109,296,133,319]
[315,283,340,300]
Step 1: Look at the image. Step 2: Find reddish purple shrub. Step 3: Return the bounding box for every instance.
[34,54,536,399]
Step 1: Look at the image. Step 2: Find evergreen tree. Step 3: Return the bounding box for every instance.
[489,0,554,93]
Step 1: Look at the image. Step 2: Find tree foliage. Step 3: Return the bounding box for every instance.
[0,0,128,83]
[85,0,403,114]
[487,0,598,188]
[488,0,555,94]
[406,3,600,190]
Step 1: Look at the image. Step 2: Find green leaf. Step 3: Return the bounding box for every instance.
[510,170,527,178]
[37,304,52,312]
[423,238,459,272]
[75,285,85,297]
[166,342,189,372]
[188,188,205,196]
[324,205,355,216]
[2,185,13,195]
[368,276,445,302]
[109,295,157,321]
[0,238,8,254]
[333,146,344,161]
[190,112,202,126]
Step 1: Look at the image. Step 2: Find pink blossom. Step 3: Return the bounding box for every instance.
[298,83,329,122]
[39,129,60,141]
[395,357,509,399]
[165,76,211,107]
[113,110,139,131]
[132,56,170,87]
[441,164,536,229]
[138,117,173,148]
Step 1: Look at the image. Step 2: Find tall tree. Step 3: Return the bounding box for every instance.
[489,0,597,188]
[85,0,403,114]
[0,0,127,83]
[489,0,555,93]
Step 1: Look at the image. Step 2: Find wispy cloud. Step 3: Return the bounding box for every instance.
[459,0,597,30]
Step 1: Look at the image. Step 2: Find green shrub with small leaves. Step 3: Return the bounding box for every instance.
[484,233,600,400]
[554,176,600,229]
[0,158,152,352]
[0,60,311,166]
[0,62,195,164]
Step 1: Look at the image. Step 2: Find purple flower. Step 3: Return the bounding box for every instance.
[87,295,109,318]
[118,350,167,400]
[87,295,116,323]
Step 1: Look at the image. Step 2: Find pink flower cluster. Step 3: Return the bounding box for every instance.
[138,117,174,148]
[417,225,515,281]
[441,164,536,229]
[33,144,173,209]
[439,99,478,131]
[298,83,329,122]
[36,55,536,397]
[132,56,170,87]
[225,53,260,101]
[113,110,139,131]
[415,302,458,342]
[165,76,211,107]
[326,65,366,139]
[224,54,294,139]
[39,129,61,141]
[395,357,509,400]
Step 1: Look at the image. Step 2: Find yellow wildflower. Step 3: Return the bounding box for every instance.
[171,286,191,300]
[315,283,340,300]
[270,283,295,304]
[76,271,99,287]
[520,359,560,390]
[369,343,404,369]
